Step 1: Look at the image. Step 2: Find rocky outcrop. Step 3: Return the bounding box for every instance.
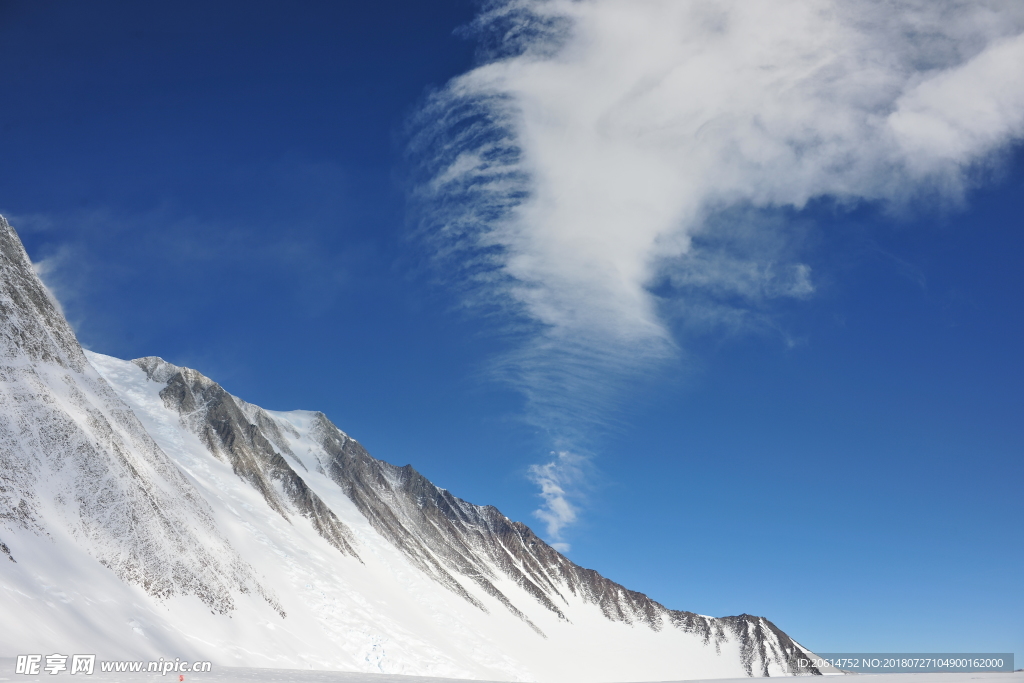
[131,357,360,560]
[0,539,14,562]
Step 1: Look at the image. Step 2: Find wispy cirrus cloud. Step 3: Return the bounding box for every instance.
[412,0,1024,545]
[527,450,586,551]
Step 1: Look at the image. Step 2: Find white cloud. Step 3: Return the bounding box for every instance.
[527,450,586,547]
[415,0,1024,540]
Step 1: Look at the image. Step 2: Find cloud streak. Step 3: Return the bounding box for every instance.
[413,0,1024,542]
[527,450,585,550]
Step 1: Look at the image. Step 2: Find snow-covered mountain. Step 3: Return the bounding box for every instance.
[0,215,821,682]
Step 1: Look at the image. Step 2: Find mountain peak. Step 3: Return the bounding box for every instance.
[0,216,281,622]
[0,215,87,372]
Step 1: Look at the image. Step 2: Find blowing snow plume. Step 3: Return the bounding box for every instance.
[412,0,1024,543]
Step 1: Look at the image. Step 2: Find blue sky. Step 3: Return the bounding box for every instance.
[1,0,1022,660]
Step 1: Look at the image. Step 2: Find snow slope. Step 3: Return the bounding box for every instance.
[0,215,817,682]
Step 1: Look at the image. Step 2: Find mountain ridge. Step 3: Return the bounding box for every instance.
[1,214,821,682]
[112,349,820,678]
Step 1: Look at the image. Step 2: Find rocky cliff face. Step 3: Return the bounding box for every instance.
[131,356,360,560]
[0,214,818,681]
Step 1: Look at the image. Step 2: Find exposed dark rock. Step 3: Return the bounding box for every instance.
[721,614,821,676]
[132,357,360,560]
[0,539,14,562]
